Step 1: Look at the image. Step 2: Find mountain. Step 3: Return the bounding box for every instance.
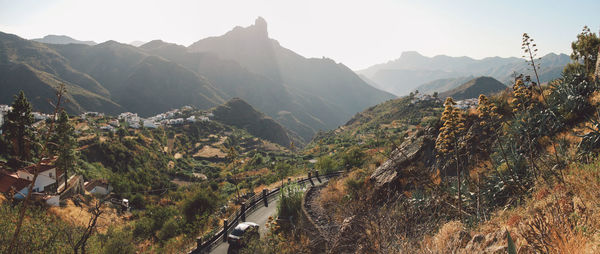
[0,18,394,144]
[32,35,96,45]
[0,32,122,114]
[187,17,396,140]
[48,41,227,116]
[414,76,475,95]
[357,51,570,96]
[212,98,295,147]
[439,76,507,100]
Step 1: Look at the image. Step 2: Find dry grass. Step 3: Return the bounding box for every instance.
[48,199,123,233]
[193,145,227,158]
[421,221,467,254]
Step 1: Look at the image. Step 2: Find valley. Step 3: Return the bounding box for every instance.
[0,2,599,253]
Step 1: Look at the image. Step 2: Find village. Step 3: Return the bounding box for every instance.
[0,105,214,208]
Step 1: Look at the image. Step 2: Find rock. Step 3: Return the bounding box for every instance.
[369,131,435,189]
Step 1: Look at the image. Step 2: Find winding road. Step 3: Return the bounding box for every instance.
[208,175,334,254]
[210,196,280,254]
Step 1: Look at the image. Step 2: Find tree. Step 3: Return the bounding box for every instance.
[51,109,77,189]
[568,26,600,76]
[2,91,34,166]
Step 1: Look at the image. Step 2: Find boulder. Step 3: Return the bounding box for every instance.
[369,129,436,189]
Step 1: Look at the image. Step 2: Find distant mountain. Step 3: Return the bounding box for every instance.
[0,18,394,144]
[212,98,295,147]
[32,35,96,45]
[129,41,146,47]
[357,51,570,96]
[439,76,507,100]
[0,32,121,114]
[414,76,475,95]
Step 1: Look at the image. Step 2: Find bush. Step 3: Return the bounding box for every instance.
[277,183,303,222]
[133,217,153,239]
[130,194,146,210]
[315,155,340,174]
[548,65,598,124]
[182,189,219,223]
[157,217,180,242]
[102,227,135,254]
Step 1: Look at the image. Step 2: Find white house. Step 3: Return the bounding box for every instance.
[109,119,120,127]
[143,120,157,129]
[100,125,115,132]
[84,179,112,195]
[16,158,63,193]
[168,118,184,125]
[186,116,197,123]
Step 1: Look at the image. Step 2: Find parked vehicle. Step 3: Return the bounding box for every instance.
[227,222,259,253]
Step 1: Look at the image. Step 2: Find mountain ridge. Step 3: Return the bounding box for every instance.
[357,51,569,96]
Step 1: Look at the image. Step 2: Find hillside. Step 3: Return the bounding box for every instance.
[32,34,97,45]
[357,51,569,96]
[0,32,123,114]
[211,98,296,148]
[439,76,507,100]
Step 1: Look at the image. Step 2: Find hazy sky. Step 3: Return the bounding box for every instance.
[0,0,598,70]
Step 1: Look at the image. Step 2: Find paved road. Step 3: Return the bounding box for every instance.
[210,197,280,254]
[209,177,330,254]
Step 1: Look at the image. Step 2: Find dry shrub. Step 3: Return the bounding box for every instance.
[421,221,468,254]
[318,179,346,218]
[520,170,600,254]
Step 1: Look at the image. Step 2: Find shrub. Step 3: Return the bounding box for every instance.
[102,227,135,254]
[157,217,180,242]
[277,183,303,222]
[133,217,153,239]
[315,155,340,174]
[182,189,219,223]
[130,194,146,210]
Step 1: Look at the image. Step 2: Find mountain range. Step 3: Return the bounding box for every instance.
[357,51,570,96]
[0,17,395,145]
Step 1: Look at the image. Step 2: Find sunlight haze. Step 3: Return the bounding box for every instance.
[0,0,598,69]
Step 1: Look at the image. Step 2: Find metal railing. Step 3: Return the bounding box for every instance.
[189,170,344,254]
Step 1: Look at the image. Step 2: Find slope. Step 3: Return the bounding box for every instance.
[0,31,122,114]
[211,98,295,148]
[439,76,507,100]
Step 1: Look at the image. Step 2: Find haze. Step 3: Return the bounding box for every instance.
[0,0,598,70]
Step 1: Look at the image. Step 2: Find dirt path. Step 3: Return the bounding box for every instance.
[304,184,340,239]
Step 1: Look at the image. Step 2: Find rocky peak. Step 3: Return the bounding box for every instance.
[254,16,268,37]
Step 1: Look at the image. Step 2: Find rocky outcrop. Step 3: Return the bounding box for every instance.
[369,129,436,190]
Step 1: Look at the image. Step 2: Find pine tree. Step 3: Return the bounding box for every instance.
[51,110,77,190]
[2,91,35,166]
